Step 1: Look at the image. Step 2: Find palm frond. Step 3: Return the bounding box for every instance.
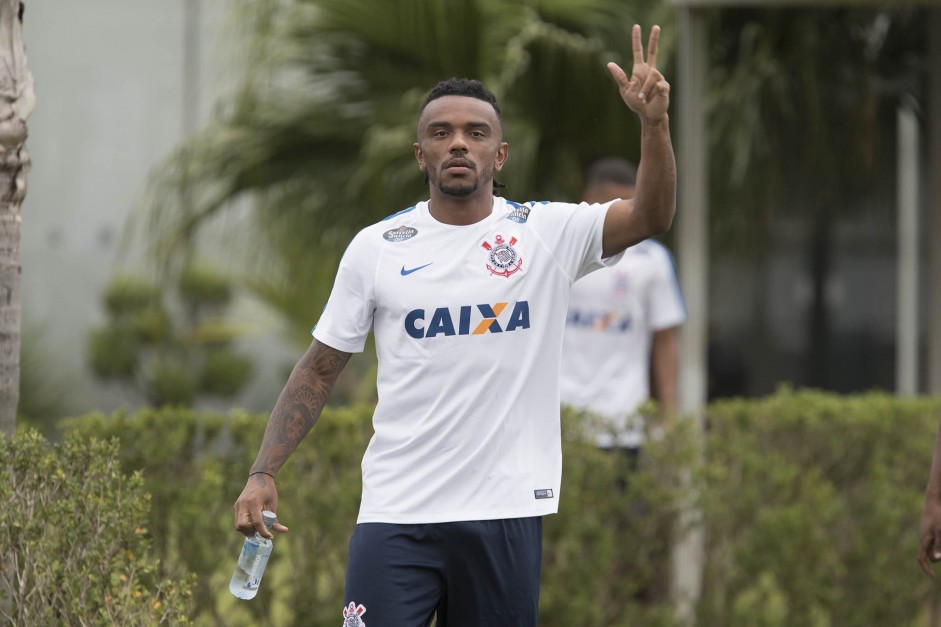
[133,0,678,338]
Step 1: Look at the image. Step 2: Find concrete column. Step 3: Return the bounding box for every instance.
[672,6,708,624]
[928,8,941,395]
[896,101,920,396]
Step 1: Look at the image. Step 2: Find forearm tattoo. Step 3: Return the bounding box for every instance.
[251,341,351,476]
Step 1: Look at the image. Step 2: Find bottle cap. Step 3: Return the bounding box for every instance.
[262,510,277,529]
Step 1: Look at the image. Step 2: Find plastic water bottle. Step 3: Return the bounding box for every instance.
[229,510,277,600]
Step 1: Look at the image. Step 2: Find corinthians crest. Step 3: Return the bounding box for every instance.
[481,234,523,278]
[342,602,366,627]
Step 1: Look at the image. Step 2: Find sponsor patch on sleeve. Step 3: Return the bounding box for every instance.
[383,226,418,242]
[505,201,531,224]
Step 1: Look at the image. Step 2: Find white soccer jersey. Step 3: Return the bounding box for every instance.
[560,239,686,448]
[312,196,618,524]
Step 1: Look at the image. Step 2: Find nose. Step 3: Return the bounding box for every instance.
[448,131,469,153]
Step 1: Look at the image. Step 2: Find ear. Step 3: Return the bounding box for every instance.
[414,142,425,172]
[493,141,509,172]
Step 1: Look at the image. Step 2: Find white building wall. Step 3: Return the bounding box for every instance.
[20,1,292,414]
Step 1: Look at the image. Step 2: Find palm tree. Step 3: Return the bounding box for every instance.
[0,0,35,436]
[705,6,924,390]
[137,0,671,343]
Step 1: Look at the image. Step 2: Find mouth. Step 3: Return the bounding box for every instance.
[444,158,474,172]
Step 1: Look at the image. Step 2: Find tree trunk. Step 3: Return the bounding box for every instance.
[0,0,35,436]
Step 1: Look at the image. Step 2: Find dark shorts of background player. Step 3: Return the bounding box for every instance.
[600,445,642,493]
[343,516,543,627]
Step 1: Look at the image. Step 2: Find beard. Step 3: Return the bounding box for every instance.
[429,167,493,198]
[437,180,477,198]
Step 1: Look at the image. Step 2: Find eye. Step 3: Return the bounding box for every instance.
[433,129,448,138]
[470,130,485,138]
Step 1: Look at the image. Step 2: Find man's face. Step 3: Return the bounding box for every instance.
[414,96,508,199]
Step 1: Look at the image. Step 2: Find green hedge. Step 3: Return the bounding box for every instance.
[27,388,939,626]
[0,430,193,625]
[55,404,371,627]
[698,389,940,627]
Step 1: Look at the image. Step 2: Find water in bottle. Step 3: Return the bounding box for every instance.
[229,510,277,600]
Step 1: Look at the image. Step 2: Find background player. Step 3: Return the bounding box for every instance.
[561,156,686,449]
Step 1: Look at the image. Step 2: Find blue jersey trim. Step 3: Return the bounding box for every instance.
[381,205,417,221]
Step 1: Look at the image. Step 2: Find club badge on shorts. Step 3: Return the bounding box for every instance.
[481,234,523,278]
[342,601,366,626]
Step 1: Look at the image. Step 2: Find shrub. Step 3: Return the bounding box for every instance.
[61,403,694,626]
[540,407,696,627]
[56,389,941,626]
[88,268,254,407]
[0,429,194,625]
[698,388,941,627]
[61,404,372,626]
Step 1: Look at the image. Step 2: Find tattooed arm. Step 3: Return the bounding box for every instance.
[233,338,352,538]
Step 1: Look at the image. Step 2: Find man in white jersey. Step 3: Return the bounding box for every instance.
[561,157,686,449]
[234,24,676,627]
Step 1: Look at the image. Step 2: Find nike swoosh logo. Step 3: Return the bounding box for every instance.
[400,262,434,276]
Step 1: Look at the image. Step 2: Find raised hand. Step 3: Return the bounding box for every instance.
[607,25,670,123]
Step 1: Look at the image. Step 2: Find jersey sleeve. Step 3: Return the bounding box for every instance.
[647,242,687,331]
[526,200,621,282]
[311,230,378,353]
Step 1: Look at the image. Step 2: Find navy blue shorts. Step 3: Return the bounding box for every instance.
[342,517,543,627]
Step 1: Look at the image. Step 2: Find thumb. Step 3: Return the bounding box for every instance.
[606,62,630,90]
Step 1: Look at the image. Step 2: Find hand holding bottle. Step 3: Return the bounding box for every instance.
[234,471,289,539]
